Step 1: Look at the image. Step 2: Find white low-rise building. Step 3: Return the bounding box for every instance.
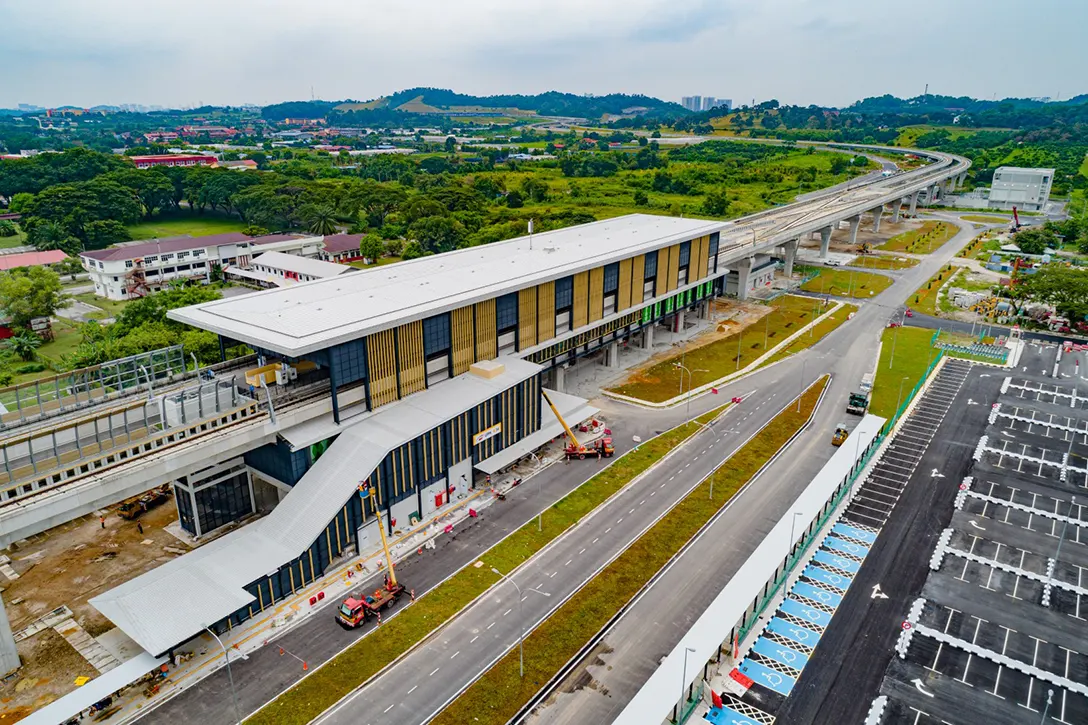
[988,166,1054,211]
[224,251,354,288]
[81,232,322,300]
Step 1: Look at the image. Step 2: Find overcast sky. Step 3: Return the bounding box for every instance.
[3,0,1085,109]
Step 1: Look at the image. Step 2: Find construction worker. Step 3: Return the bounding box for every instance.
[99,515,106,529]
[137,522,144,535]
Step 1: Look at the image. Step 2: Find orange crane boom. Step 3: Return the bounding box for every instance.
[541,388,582,452]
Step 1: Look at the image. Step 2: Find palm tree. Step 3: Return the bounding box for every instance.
[304,205,339,236]
[6,330,42,362]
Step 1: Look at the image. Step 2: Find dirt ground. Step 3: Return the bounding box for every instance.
[798,217,922,255]
[0,499,184,720]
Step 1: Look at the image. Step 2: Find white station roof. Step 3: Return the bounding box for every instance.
[168,214,728,357]
[92,358,542,656]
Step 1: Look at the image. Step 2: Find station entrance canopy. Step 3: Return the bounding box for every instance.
[475,388,598,475]
[92,358,543,656]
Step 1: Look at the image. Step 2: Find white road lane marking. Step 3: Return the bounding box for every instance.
[504,608,512,616]
[385,704,395,713]
[430,667,441,676]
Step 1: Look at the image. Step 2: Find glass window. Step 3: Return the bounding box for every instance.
[125,260,133,268]
[423,313,451,357]
[644,251,658,280]
[496,293,518,333]
[145,255,158,263]
[555,276,573,310]
[603,263,619,294]
[709,233,719,257]
[678,241,691,268]
[678,268,688,287]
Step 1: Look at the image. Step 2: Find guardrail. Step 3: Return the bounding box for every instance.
[0,400,263,506]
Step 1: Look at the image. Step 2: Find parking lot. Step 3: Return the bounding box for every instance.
[873,346,1088,725]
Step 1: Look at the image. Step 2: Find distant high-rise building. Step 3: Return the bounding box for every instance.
[682,96,732,113]
[681,96,702,112]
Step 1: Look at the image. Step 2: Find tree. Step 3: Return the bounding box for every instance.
[0,266,69,328]
[829,156,851,175]
[444,136,457,153]
[25,219,81,255]
[1012,227,1056,255]
[402,240,425,260]
[242,225,269,237]
[359,234,384,263]
[520,177,549,203]
[633,190,649,206]
[408,216,463,254]
[55,255,85,281]
[5,330,41,362]
[401,197,447,223]
[1018,264,1088,321]
[83,220,131,250]
[505,190,524,208]
[638,136,648,147]
[105,169,175,218]
[0,220,15,237]
[702,190,730,216]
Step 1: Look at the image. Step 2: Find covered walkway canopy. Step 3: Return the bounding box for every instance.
[20,652,166,725]
[92,358,542,657]
[475,388,598,475]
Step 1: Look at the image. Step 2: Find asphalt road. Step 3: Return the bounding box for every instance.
[142,222,979,725]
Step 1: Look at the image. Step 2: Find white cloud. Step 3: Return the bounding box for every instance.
[1,0,1084,108]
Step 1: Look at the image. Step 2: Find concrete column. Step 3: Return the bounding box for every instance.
[675,310,685,332]
[871,206,883,233]
[930,183,940,204]
[735,257,753,301]
[819,226,833,259]
[554,365,566,393]
[908,190,920,215]
[783,239,798,278]
[959,172,967,188]
[891,198,903,224]
[847,215,862,246]
[642,325,655,350]
[608,341,621,369]
[0,594,20,677]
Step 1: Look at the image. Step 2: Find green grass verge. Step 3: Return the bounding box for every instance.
[126,212,246,240]
[606,295,826,403]
[762,303,859,367]
[960,214,1010,224]
[871,327,937,417]
[907,263,958,316]
[432,377,829,725]
[348,256,403,269]
[799,268,893,299]
[249,404,730,725]
[847,254,919,271]
[880,221,956,254]
[71,292,129,319]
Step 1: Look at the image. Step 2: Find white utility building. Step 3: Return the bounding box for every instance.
[987,166,1054,211]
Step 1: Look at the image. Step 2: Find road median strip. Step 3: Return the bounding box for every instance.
[431,376,830,725]
[248,404,730,725]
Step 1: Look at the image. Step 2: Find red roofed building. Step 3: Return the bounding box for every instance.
[0,250,68,271]
[320,234,365,263]
[144,131,179,143]
[178,125,239,138]
[129,154,217,170]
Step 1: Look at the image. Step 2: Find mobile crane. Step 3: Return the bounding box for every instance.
[541,389,614,460]
[336,484,407,629]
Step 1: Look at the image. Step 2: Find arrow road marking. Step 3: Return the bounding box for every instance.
[970,520,986,531]
[912,678,934,697]
[871,584,889,600]
[931,469,945,478]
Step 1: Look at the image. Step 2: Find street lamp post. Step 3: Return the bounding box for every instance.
[1041,688,1054,724]
[789,511,804,561]
[674,362,708,418]
[491,569,550,678]
[205,626,242,725]
[679,646,697,718]
[894,375,910,420]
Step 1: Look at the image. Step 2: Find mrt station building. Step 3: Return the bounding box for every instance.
[91,214,735,657]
